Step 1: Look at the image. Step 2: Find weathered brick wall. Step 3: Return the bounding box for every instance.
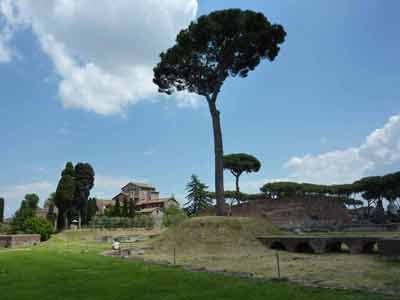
[200,197,352,229]
[0,234,41,248]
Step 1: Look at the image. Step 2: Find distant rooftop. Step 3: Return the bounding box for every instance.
[122,182,155,189]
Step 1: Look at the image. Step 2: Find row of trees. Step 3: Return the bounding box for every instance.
[260,171,400,215]
[54,162,95,229]
[104,198,136,218]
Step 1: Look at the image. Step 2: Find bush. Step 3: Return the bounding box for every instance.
[89,215,154,229]
[0,222,13,234]
[163,206,187,227]
[23,217,53,241]
[134,214,154,228]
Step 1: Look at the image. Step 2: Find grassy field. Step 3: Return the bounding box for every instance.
[0,243,389,300]
[0,225,395,300]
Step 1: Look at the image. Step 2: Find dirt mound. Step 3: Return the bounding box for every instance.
[149,216,281,255]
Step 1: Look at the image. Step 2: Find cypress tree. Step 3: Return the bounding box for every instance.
[128,198,136,218]
[0,198,4,223]
[114,198,121,217]
[54,163,76,230]
[87,198,98,223]
[122,199,128,217]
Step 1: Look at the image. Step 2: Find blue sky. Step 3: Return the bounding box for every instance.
[0,0,399,217]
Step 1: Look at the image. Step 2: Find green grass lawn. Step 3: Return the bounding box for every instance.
[0,241,391,300]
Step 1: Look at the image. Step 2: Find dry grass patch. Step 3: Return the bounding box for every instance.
[141,217,400,295]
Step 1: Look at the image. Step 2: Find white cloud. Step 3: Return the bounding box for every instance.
[0,181,53,217]
[0,0,18,62]
[0,0,201,114]
[285,114,400,184]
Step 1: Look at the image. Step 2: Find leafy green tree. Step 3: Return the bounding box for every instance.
[23,217,53,241]
[163,206,187,227]
[223,153,261,203]
[54,163,76,230]
[24,194,39,210]
[153,9,286,216]
[354,176,385,217]
[0,197,4,223]
[12,194,39,231]
[184,175,213,216]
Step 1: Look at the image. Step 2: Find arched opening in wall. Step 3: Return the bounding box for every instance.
[295,242,314,253]
[327,242,345,252]
[362,242,378,254]
[270,241,286,251]
[342,243,351,253]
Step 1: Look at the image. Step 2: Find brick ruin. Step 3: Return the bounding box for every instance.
[200,197,352,230]
[0,234,41,248]
[257,236,400,260]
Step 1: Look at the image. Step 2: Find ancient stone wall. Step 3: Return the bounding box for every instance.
[0,234,41,248]
[200,197,352,229]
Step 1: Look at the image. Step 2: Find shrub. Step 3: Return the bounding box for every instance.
[134,214,154,228]
[0,222,13,234]
[23,217,53,241]
[89,215,154,229]
[163,206,187,227]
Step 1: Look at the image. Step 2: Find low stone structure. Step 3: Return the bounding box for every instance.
[340,223,400,232]
[258,236,400,260]
[200,197,351,230]
[0,234,41,248]
[378,239,400,261]
[257,236,382,254]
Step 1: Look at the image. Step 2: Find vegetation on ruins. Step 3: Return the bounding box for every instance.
[89,215,154,229]
[153,9,286,216]
[54,161,95,230]
[223,153,261,204]
[8,193,53,240]
[184,175,213,216]
[162,205,187,227]
[22,217,53,241]
[12,193,39,231]
[0,197,4,223]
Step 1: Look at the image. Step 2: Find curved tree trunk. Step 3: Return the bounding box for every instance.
[207,97,225,216]
[235,175,240,205]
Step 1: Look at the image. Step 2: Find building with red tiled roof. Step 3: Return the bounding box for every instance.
[99,182,179,216]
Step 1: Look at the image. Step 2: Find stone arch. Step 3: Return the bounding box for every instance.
[326,242,343,252]
[270,241,286,251]
[295,242,314,253]
[362,242,377,254]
